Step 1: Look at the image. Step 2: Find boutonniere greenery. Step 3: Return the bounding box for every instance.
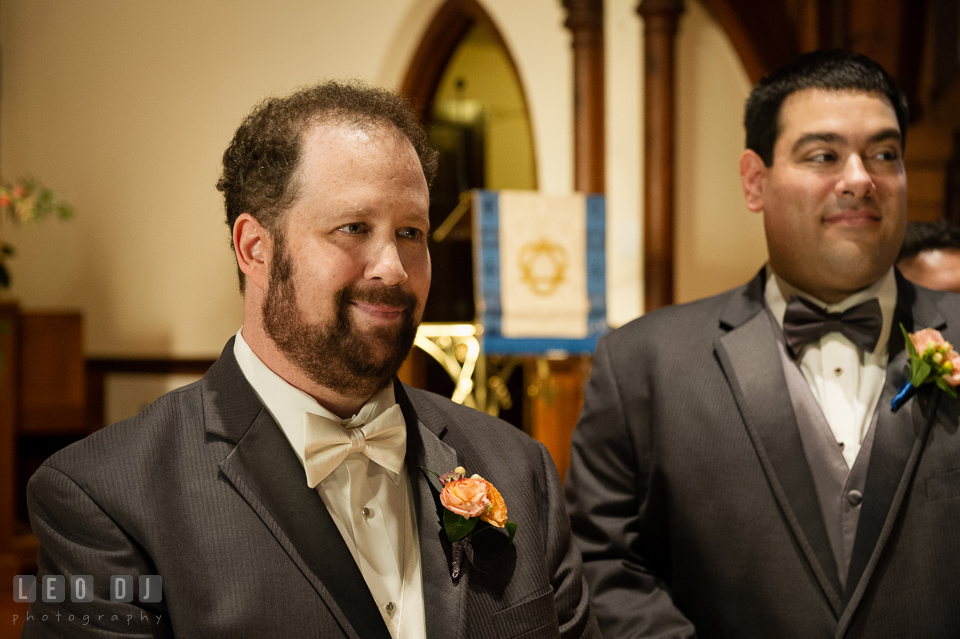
[891,324,960,412]
[423,466,517,578]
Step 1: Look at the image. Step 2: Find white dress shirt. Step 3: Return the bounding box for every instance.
[233,330,425,638]
[765,268,897,468]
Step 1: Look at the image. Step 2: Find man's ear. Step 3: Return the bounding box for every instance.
[233,214,270,291]
[739,149,767,213]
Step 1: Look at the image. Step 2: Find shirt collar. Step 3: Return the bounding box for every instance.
[232,329,397,469]
[764,266,897,357]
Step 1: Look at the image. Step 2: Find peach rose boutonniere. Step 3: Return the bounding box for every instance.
[425,466,517,578]
[891,324,960,412]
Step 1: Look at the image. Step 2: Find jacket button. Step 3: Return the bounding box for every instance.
[847,490,863,506]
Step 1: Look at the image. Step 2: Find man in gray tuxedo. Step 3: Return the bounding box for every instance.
[22,81,598,638]
[566,50,960,638]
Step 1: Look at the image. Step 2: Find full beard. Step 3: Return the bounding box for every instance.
[261,243,419,400]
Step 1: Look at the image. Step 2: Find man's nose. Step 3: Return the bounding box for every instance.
[836,154,874,200]
[365,239,408,286]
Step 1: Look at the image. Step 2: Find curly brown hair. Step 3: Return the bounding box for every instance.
[216,80,438,291]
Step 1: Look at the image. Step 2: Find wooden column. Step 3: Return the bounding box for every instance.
[638,0,683,311]
[563,0,605,192]
[0,303,19,566]
[526,0,604,483]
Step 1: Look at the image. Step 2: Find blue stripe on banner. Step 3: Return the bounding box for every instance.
[477,190,502,337]
[483,335,601,356]
[585,194,607,336]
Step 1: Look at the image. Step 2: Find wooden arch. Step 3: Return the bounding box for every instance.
[700,0,800,83]
[399,0,530,123]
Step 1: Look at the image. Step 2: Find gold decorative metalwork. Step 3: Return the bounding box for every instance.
[518,237,568,296]
[526,357,560,406]
[413,323,521,417]
[414,323,481,407]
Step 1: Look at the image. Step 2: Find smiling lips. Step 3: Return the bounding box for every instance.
[825,209,881,225]
[340,282,417,325]
[352,300,408,322]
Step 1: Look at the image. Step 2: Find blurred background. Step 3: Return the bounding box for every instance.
[2,1,959,631]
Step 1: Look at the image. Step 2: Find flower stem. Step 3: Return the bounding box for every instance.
[890,381,915,413]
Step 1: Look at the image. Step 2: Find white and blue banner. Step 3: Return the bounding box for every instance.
[473,189,607,355]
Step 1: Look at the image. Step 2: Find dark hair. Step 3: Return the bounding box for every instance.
[216,80,438,290]
[897,219,960,261]
[744,49,909,166]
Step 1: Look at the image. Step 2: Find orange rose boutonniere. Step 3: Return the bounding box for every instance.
[891,324,960,412]
[425,466,517,578]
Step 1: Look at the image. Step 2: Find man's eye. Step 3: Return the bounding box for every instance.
[339,223,364,234]
[874,149,899,161]
[808,152,835,163]
[398,228,423,240]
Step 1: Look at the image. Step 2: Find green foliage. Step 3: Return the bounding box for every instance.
[0,178,75,289]
[0,177,75,223]
[900,323,959,399]
[443,508,478,542]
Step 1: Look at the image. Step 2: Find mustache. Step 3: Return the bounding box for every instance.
[337,284,418,312]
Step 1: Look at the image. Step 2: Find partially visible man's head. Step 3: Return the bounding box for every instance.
[744,49,908,167]
[897,219,960,293]
[739,50,909,303]
[220,81,437,405]
[217,80,438,291]
[258,121,432,398]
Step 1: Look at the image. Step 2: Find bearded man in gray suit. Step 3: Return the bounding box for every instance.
[566,50,960,638]
[22,81,598,638]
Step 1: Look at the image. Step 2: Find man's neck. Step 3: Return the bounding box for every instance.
[768,267,891,310]
[239,324,374,419]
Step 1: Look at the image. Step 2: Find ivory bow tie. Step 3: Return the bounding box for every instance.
[303,403,407,488]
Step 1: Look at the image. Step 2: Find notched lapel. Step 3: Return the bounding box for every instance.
[398,384,466,639]
[218,409,391,639]
[716,308,844,613]
[843,350,934,606]
[841,280,946,627]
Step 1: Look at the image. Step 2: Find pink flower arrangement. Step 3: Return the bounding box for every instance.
[892,324,960,411]
[0,177,75,289]
[440,475,491,519]
[907,327,959,388]
[426,465,517,578]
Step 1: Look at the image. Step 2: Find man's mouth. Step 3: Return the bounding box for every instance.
[341,285,417,325]
[825,209,881,226]
[352,300,408,321]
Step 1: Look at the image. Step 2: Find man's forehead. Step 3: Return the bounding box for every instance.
[299,121,422,179]
[304,119,406,149]
[777,88,897,132]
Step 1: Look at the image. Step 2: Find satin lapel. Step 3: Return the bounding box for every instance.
[840,279,945,627]
[218,409,391,639]
[397,383,465,639]
[716,307,844,613]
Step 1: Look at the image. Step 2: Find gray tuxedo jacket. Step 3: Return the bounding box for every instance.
[565,269,960,638]
[23,339,598,638]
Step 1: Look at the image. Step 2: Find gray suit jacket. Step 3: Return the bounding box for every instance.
[565,269,960,638]
[24,339,599,638]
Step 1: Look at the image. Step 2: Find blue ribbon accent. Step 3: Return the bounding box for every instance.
[890,381,916,413]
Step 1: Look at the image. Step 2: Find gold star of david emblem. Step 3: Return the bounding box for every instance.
[518,237,568,296]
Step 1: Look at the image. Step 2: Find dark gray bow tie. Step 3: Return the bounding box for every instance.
[782,296,883,355]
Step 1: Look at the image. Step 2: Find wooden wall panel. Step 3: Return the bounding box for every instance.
[0,303,18,558]
[19,313,85,435]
